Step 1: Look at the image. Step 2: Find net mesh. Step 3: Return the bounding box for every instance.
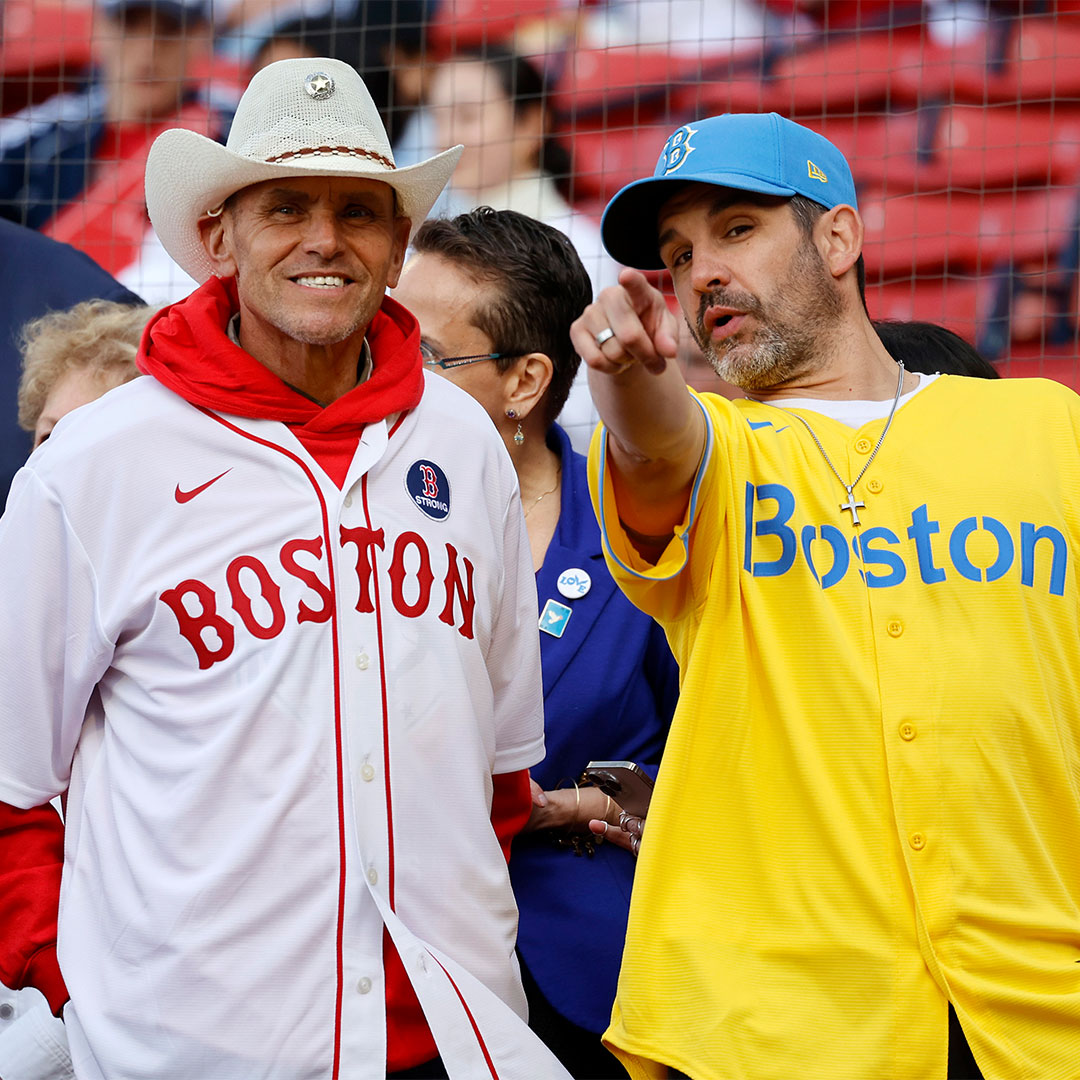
[2,0,1078,385]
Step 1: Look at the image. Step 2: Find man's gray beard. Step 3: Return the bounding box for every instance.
[700,323,812,391]
[691,246,843,391]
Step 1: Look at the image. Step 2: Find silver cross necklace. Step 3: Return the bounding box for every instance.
[747,359,906,527]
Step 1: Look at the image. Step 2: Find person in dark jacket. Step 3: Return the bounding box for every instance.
[0,218,143,506]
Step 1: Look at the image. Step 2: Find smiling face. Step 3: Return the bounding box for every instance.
[203,176,411,364]
[657,183,843,391]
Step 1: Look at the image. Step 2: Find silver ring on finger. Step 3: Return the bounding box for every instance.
[595,327,616,348]
[630,834,640,855]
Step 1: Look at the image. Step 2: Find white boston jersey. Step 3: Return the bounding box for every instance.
[0,372,564,1079]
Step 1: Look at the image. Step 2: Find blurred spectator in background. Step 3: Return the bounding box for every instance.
[428,47,619,296]
[428,46,618,452]
[395,206,678,1079]
[0,218,142,508]
[252,1,432,147]
[874,319,1001,378]
[0,0,234,304]
[18,300,154,449]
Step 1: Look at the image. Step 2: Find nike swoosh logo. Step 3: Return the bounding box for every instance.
[748,420,789,434]
[175,469,232,504]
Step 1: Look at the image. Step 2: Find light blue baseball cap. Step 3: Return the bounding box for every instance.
[601,112,858,270]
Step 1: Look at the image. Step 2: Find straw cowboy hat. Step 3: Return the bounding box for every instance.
[146,56,463,283]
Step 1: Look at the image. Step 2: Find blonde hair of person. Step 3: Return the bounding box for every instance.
[17,300,157,434]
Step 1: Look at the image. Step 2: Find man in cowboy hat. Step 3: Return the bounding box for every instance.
[0,57,569,1080]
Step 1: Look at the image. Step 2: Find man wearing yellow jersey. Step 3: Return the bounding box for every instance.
[570,112,1080,1080]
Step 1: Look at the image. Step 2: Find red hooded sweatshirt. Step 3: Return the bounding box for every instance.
[0,276,532,1074]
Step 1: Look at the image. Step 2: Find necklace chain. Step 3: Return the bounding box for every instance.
[750,361,906,527]
[523,467,561,518]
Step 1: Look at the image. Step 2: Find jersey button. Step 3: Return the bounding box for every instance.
[0,1003,13,1021]
[867,477,884,494]
[899,722,917,741]
[357,977,373,995]
[344,494,353,508]
[367,867,379,886]
[854,437,874,454]
[360,763,376,782]
[887,620,903,637]
[909,832,926,851]
[356,652,370,670]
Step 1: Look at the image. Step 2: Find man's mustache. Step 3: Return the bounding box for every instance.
[695,289,764,341]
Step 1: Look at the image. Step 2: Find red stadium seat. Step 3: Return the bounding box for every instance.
[802,112,921,192]
[567,120,679,203]
[552,44,765,124]
[761,1,926,32]
[921,103,1080,189]
[427,0,568,56]
[764,25,925,114]
[554,51,771,125]
[809,104,1080,194]
[866,276,990,339]
[891,16,1080,106]
[1000,343,1080,388]
[0,1,93,115]
[683,75,774,119]
[860,187,1078,276]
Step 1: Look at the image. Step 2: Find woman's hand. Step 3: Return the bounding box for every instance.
[589,810,644,857]
[523,778,623,834]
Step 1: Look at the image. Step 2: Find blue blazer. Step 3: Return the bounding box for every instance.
[510,423,679,1034]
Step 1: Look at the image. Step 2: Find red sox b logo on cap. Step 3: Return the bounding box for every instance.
[660,124,697,175]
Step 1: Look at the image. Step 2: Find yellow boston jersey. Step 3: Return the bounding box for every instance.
[588,375,1080,1080]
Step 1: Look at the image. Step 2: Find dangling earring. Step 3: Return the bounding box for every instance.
[507,409,524,446]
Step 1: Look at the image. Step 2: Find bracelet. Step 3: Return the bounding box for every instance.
[550,778,598,858]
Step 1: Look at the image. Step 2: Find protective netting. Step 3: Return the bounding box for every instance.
[3,0,1078,384]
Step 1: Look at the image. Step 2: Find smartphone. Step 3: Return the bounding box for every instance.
[583,760,654,818]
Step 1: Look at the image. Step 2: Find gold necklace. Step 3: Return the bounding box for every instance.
[748,361,906,528]
[523,467,561,518]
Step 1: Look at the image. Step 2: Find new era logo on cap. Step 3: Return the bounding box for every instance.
[808,160,828,182]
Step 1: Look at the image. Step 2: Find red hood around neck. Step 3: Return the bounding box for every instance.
[137,276,425,436]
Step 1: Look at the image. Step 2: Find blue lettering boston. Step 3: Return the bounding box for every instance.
[743,483,1068,596]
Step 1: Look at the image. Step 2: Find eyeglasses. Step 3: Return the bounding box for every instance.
[420,341,518,370]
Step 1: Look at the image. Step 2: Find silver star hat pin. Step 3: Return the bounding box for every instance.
[304,72,335,100]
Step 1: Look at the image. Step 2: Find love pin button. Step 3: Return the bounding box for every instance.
[557,568,592,600]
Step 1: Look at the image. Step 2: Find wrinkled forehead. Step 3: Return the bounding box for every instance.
[227,174,401,212]
[656,183,792,252]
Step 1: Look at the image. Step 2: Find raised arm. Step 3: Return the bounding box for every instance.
[570,269,706,561]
